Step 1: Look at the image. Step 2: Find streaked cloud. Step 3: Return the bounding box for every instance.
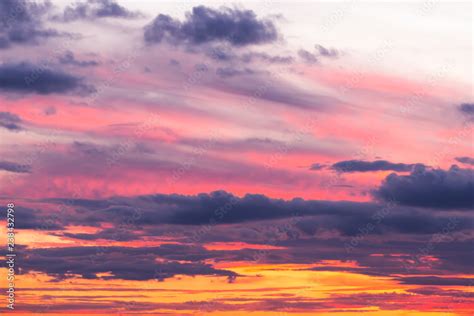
[0,111,22,130]
[0,62,96,95]
[331,159,418,173]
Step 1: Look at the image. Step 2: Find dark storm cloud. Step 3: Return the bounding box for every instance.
[331,160,417,173]
[58,51,99,67]
[0,111,22,130]
[374,165,474,209]
[57,0,141,21]
[18,245,236,281]
[144,6,278,46]
[0,0,59,49]
[455,156,474,166]
[0,160,30,173]
[0,62,96,95]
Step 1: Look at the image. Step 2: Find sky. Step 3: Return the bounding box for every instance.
[0,0,473,315]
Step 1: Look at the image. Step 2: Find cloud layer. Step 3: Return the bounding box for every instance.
[144,6,278,46]
[0,62,95,95]
[374,165,474,209]
[58,0,141,21]
[0,0,58,49]
[331,160,417,173]
[0,111,22,130]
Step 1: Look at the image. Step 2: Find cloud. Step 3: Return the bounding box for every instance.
[194,63,209,72]
[11,285,472,313]
[331,160,417,173]
[298,49,318,64]
[0,160,30,173]
[58,51,99,67]
[298,45,339,65]
[315,44,339,58]
[309,163,326,170]
[241,52,293,64]
[0,111,22,130]
[44,190,373,227]
[0,62,96,95]
[458,103,474,123]
[216,67,256,78]
[0,206,62,230]
[204,45,237,61]
[57,0,141,21]
[202,47,293,64]
[374,165,474,209]
[42,190,474,240]
[144,6,279,47]
[459,103,474,115]
[455,156,474,166]
[398,276,474,286]
[169,59,180,66]
[407,287,474,297]
[213,71,335,109]
[0,0,59,49]
[15,189,474,282]
[19,245,237,281]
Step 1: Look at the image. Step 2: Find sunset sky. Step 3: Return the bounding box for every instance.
[0,0,473,315]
